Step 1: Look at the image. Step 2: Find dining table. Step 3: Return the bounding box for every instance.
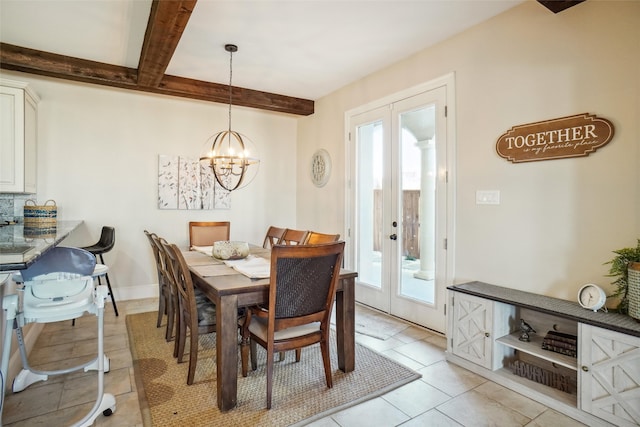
[184,245,358,411]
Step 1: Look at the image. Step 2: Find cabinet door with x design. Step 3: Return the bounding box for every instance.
[447,291,513,370]
[579,324,640,427]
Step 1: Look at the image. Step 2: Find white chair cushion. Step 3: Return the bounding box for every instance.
[249,316,320,341]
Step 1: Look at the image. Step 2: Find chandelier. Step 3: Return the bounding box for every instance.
[200,44,259,191]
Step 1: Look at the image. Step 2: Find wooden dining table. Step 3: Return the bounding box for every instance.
[184,246,358,411]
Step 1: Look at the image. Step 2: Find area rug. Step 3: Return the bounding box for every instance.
[127,311,421,427]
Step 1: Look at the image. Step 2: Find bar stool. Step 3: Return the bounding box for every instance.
[81,226,118,316]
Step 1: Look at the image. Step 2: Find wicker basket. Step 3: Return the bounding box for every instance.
[23,199,57,225]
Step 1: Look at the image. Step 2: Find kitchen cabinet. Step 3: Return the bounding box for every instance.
[447,281,640,426]
[0,79,39,193]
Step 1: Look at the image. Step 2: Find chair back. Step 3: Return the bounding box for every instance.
[144,230,162,280]
[189,221,230,248]
[21,247,96,282]
[303,231,340,245]
[269,242,344,326]
[97,226,116,252]
[277,228,309,245]
[162,241,199,325]
[151,235,172,292]
[262,226,286,249]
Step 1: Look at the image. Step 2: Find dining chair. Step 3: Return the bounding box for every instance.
[144,230,171,331]
[303,231,341,245]
[149,233,177,342]
[162,241,218,385]
[188,221,230,249]
[240,241,345,409]
[262,226,286,249]
[277,228,309,245]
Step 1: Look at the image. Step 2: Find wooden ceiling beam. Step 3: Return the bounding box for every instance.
[137,0,197,88]
[0,43,314,116]
[537,0,585,14]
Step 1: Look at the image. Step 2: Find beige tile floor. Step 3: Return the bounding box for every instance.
[1,299,587,427]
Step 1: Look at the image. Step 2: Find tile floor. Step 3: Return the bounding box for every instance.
[1,299,587,427]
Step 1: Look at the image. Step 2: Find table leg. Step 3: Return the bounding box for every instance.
[335,276,355,372]
[216,294,238,411]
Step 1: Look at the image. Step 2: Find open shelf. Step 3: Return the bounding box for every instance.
[496,332,577,370]
[494,367,577,407]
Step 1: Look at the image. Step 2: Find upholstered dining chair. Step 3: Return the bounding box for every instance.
[144,230,171,331]
[303,231,341,245]
[277,228,308,245]
[161,241,218,385]
[262,226,286,249]
[188,221,230,249]
[241,241,345,409]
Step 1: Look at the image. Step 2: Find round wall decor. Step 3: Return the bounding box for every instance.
[310,149,331,187]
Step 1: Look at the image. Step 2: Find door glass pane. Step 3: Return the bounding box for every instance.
[357,120,383,289]
[398,105,435,304]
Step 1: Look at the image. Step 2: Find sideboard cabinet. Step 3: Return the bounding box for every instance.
[0,79,38,194]
[447,282,640,427]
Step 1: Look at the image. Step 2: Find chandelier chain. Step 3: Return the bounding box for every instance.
[228,47,233,133]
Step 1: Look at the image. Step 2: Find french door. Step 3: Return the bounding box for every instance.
[348,83,450,333]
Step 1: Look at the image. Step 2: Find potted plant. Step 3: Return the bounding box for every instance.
[605,239,640,314]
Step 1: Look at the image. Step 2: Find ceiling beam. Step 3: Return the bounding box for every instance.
[0,43,314,116]
[137,0,197,88]
[537,0,585,13]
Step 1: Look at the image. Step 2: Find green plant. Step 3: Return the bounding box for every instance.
[605,239,640,314]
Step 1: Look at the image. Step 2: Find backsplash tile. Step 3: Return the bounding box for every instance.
[0,194,32,223]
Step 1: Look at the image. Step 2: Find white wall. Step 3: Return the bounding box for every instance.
[297,0,640,301]
[2,1,638,305]
[0,71,298,299]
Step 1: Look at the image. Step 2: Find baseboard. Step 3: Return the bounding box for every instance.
[113,283,158,301]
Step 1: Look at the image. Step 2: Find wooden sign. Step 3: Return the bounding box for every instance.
[496,113,614,163]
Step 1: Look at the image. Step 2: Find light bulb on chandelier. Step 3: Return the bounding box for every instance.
[200,44,260,191]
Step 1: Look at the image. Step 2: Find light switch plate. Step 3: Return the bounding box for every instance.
[476,190,500,205]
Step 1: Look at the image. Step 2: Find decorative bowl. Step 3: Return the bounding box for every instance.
[212,241,250,260]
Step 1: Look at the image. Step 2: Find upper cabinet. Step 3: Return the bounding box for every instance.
[0,79,39,194]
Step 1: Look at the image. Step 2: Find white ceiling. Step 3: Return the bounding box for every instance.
[0,0,525,100]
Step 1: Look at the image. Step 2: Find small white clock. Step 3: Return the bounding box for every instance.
[577,283,607,312]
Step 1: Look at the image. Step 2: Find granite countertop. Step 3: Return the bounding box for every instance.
[449,281,640,338]
[0,220,83,271]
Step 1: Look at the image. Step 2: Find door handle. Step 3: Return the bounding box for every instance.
[389,234,397,240]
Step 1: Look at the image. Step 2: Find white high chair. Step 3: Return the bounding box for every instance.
[0,247,116,426]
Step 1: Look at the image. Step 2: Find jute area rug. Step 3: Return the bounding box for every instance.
[127,311,421,427]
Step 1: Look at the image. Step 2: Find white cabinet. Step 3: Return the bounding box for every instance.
[579,324,640,427]
[0,79,38,193]
[448,291,513,370]
[447,282,640,426]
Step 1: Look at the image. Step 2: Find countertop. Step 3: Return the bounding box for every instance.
[449,281,640,338]
[0,220,83,271]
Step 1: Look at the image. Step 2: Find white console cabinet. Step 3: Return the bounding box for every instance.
[0,79,38,193]
[447,282,640,427]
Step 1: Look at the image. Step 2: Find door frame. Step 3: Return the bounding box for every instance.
[343,72,457,334]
